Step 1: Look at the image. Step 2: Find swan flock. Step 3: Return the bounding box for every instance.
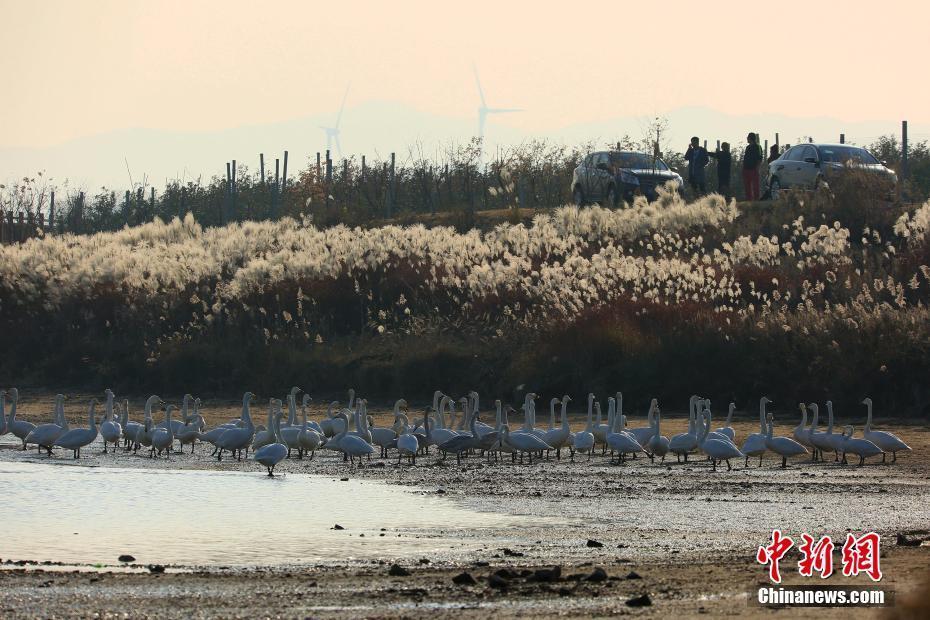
[0,388,913,475]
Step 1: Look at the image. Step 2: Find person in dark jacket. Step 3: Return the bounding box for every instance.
[684,137,709,196]
[742,132,764,201]
[708,142,732,200]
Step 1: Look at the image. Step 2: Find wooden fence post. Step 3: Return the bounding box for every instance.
[387,152,396,218]
[49,190,55,234]
[902,120,909,180]
[260,153,265,186]
[274,158,280,216]
[281,150,288,203]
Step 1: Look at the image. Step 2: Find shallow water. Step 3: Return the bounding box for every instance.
[0,462,526,567]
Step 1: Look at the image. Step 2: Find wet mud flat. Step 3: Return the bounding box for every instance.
[2,395,929,617]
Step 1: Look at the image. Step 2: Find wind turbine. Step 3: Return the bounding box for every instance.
[473,65,522,148]
[319,86,349,157]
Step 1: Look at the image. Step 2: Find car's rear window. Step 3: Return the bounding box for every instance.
[819,146,878,164]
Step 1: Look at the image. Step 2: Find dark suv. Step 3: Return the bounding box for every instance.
[572,151,683,206]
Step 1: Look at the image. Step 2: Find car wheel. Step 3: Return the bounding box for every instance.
[605,185,618,207]
[769,177,781,200]
[572,186,585,206]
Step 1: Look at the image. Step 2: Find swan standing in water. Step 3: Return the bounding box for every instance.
[861,398,911,462]
[25,394,67,455]
[764,413,808,467]
[839,425,883,466]
[253,409,288,476]
[100,390,123,453]
[54,399,100,459]
[739,397,770,466]
[7,389,36,450]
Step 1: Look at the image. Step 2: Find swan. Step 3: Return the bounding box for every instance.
[861,398,911,462]
[331,412,374,465]
[253,409,288,476]
[701,406,739,445]
[698,410,744,471]
[369,399,404,458]
[501,424,552,464]
[669,395,701,462]
[628,396,657,446]
[100,390,123,453]
[739,397,770,466]
[298,394,324,435]
[215,392,256,461]
[7,389,35,450]
[198,396,247,452]
[396,413,420,465]
[809,403,839,463]
[281,387,302,428]
[824,401,846,460]
[606,401,645,463]
[589,394,609,451]
[764,413,808,467]
[839,425,883,466]
[150,405,176,458]
[133,396,162,453]
[476,400,505,461]
[714,402,736,442]
[25,394,67,455]
[793,403,812,448]
[176,398,204,453]
[252,398,281,451]
[54,399,100,459]
[542,395,573,459]
[571,394,596,461]
[438,410,481,464]
[296,400,324,459]
[428,396,460,446]
[547,397,558,432]
[647,407,670,463]
[121,399,141,449]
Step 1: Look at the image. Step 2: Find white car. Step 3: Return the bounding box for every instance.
[768,144,896,197]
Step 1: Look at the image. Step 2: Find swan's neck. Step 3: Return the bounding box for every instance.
[725,404,734,426]
[827,405,834,433]
[865,402,872,432]
[287,395,297,425]
[758,401,766,433]
[560,399,570,431]
[88,403,97,430]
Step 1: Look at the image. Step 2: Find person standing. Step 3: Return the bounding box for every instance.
[708,142,732,200]
[685,137,709,196]
[742,133,764,201]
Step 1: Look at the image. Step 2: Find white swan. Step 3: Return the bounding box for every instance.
[54,399,100,459]
[714,402,736,442]
[792,403,812,448]
[252,399,281,451]
[669,395,701,462]
[396,413,420,465]
[215,392,256,461]
[133,396,162,453]
[150,405,176,458]
[331,411,374,465]
[647,407,670,463]
[7,389,35,450]
[121,399,141,449]
[369,399,404,458]
[571,394,596,461]
[824,401,846,460]
[839,425,883,466]
[100,389,123,453]
[628,395,657,446]
[606,401,645,463]
[861,398,911,462]
[176,397,204,454]
[281,387,302,428]
[542,395,573,459]
[808,403,840,462]
[501,424,552,464]
[438,410,481,464]
[698,410,744,471]
[428,396,460,446]
[253,409,288,476]
[25,394,67,456]
[764,413,808,467]
[296,400,324,460]
[739,397,769,466]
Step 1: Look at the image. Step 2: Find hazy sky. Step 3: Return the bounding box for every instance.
[1,0,927,148]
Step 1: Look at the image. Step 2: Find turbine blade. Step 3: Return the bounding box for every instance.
[335,85,350,129]
[472,63,487,108]
[486,108,524,114]
[334,134,343,158]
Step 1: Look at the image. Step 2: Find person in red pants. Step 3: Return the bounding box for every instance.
[742,133,764,201]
